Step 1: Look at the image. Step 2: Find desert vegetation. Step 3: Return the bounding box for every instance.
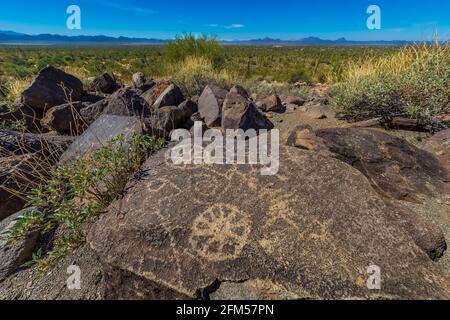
[5,133,165,270]
[2,37,449,124]
[0,37,395,100]
[332,43,450,121]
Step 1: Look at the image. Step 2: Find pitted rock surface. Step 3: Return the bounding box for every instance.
[314,128,450,201]
[88,145,450,300]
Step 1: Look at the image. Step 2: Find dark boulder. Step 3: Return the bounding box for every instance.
[21,66,83,111]
[79,99,108,125]
[143,100,197,138]
[313,128,450,201]
[259,94,283,113]
[230,85,249,99]
[89,73,118,94]
[0,102,44,133]
[284,95,306,106]
[222,92,274,131]
[0,154,46,220]
[152,84,184,110]
[0,208,41,281]
[81,91,108,105]
[40,101,88,134]
[102,88,151,118]
[80,86,152,125]
[140,81,171,107]
[198,85,228,128]
[0,129,74,157]
[420,128,450,172]
[59,114,143,166]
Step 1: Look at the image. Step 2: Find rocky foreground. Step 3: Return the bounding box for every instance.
[0,66,450,300]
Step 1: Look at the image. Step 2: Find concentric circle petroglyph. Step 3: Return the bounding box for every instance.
[189,203,251,261]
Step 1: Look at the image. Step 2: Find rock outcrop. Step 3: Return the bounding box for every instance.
[21,66,83,111]
[313,128,450,201]
[89,73,118,94]
[88,144,450,300]
[40,101,87,134]
[258,94,283,113]
[0,208,40,281]
[0,129,74,157]
[0,103,43,133]
[222,92,274,131]
[230,85,250,99]
[143,100,197,138]
[59,114,143,165]
[80,88,151,125]
[420,128,450,172]
[0,154,45,220]
[152,84,184,110]
[102,88,151,118]
[198,85,228,127]
[140,82,171,107]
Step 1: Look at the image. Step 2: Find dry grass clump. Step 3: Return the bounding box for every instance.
[169,56,237,96]
[0,76,32,102]
[331,43,450,121]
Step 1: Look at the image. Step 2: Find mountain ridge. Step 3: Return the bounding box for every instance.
[0,30,414,46]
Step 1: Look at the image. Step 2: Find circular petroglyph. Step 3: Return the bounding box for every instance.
[189,203,251,261]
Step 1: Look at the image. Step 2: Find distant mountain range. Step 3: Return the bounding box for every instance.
[0,30,414,46]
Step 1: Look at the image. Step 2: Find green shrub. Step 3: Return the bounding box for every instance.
[331,44,450,120]
[164,34,225,68]
[8,133,165,270]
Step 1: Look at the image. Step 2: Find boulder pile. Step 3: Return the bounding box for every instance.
[0,66,449,300]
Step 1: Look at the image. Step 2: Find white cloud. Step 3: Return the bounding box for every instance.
[225,24,245,29]
[206,24,219,27]
[99,1,157,15]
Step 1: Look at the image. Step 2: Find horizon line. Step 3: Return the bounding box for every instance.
[0,30,444,43]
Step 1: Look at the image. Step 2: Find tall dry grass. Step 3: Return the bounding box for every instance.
[0,76,32,103]
[331,43,450,120]
[168,56,237,97]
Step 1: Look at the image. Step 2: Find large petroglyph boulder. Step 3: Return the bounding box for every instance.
[88,144,450,300]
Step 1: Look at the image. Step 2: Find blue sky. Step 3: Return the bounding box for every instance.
[1,0,450,40]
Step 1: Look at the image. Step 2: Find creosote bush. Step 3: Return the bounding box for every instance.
[164,34,225,68]
[7,133,165,270]
[331,44,450,121]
